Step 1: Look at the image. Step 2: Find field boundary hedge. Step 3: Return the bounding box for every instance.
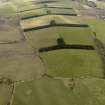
[18,7,73,13]
[33,0,58,4]
[23,23,89,32]
[39,44,95,52]
[21,13,77,20]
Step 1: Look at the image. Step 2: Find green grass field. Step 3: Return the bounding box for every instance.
[17,0,76,18]
[40,49,104,78]
[81,77,105,104]
[25,26,96,49]
[25,27,59,48]
[46,1,75,8]
[85,19,105,44]
[18,8,47,19]
[57,27,95,46]
[12,78,105,105]
[20,15,82,29]
[46,7,76,14]
[0,0,105,105]
[18,7,76,18]
[18,3,43,12]
[20,15,49,29]
[0,84,12,105]
[0,2,17,17]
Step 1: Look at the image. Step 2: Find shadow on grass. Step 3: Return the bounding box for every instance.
[21,13,77,20]
[23,23,89,32]
[39,37,94,52]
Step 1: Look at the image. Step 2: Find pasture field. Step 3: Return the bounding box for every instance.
[17,0,76,18]
[20,15,82,29]
[16,0,74,13]
[46,8,76,15]
[0,54,44,81]
[17,3,43,12]
[0,84,12,105]
[19,7,76,20]
[57,27,95,46]
[12,0,43,12]
[80,77,105,104]
[12,78,105,105]
[40,49,104,78]
[46,1,74,8]
[0,2,17,17]
[0,41,34,54]
[85,19,105,43]
[0,0,105,105]
[25,27,59,48]
[24,26,95,49]
[20,15,49,29]
[0,26,23,43]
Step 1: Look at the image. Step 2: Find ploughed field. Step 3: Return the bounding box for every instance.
[85,19,105,44]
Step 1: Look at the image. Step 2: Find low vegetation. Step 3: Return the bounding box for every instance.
[40,49,104,77]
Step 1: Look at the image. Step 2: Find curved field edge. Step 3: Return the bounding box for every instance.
[40,49,104,78]
[0,83,12,105]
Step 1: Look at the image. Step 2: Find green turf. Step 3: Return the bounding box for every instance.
[12,78,105,105]
[57,27,95,46]
[0,1,105,105]
[46,8,76,14]
[0,3,17,16]
[46,1,75,8]
[25,27,59,48]
[19,7,76,19]
[95,1,105,9]
[81,77,105,104]
[0,84,12,105]
[40,49,104,77]
[25,26,96,49]
[16,0,43,11]
[20,15,82,29]
[18,8,47,18]
[85,19,105,44]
